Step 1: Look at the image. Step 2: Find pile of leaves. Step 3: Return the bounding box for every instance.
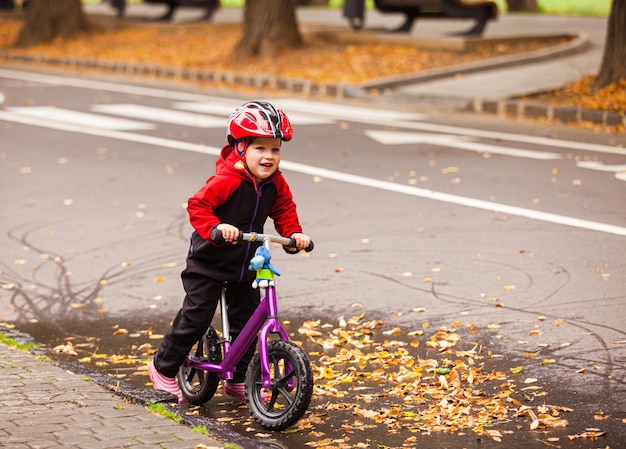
[1,15,623,116]
[531,74,626,114]
[297,313,575,447]
[42,310,614,448]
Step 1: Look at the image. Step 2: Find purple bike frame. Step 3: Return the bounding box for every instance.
[184,233,294,390]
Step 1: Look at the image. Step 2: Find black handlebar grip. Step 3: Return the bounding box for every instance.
[288,238,314,252]
[210,227,243,245]
[210,227,225,245]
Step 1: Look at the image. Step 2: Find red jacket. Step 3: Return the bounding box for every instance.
[185,145,303,282]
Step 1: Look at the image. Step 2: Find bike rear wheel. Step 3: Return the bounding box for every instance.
[177,327,221,405]
[245,340,314,430]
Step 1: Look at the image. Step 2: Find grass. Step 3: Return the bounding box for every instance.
[0,331,41,351]
[192,425,209,435]
[83,0,611,17]
[147,403,184,423]
[534,0,611,16]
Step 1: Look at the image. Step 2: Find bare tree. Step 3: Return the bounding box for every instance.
[506,0,537,12]
[14,0,90,48]
[235,0,303,58]
[595,0,626,88]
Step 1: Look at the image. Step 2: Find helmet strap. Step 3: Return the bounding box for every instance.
[236,137,254,158]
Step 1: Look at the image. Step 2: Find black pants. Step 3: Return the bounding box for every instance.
[154,270,260,381]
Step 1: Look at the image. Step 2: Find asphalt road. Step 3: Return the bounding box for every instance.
[1,67,625,448]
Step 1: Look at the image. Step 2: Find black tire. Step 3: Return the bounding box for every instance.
[177,327,221,405]
[245,340,314,430]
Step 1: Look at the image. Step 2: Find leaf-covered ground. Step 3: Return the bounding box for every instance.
[16,310,616,448]
[0,15,624,119]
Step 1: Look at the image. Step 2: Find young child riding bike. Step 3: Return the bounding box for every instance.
[149,101,311,403]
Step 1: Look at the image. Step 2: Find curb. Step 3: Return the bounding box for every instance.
[468,97,626,128]
[0,29,624,128]
[356,32,590,91]
[0,325,277,449]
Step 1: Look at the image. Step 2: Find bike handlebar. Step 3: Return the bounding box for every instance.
[210,228,314,253]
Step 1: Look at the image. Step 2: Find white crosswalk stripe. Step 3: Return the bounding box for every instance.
[366,130,562,160]
[275,98,428,122]
[6,106,155,131]
[92,104,224,127]
[173,102,334,126]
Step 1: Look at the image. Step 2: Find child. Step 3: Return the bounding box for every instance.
[149,101,311,403]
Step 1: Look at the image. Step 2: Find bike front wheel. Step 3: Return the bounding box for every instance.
[177,327,221,405]
[245,340,314,430]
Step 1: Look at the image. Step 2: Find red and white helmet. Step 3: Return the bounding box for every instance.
[227,101,293,144]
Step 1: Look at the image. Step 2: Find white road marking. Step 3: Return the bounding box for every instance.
[366,130,562,160]
[1,109,624,237]
[577,161,626,182]
[393,120,626,157]
[0,110,220,154]
[0,68,623,155]
[280,159,626,236]
[6,106,154,131]
[173,101,246,117]
[273,98,428,122]
[92,104,225,127]
[576,161,626,173]
[174,102,334,126]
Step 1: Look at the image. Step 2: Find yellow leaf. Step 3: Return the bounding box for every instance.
[510,366,524,374]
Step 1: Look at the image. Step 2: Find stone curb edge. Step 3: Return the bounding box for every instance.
[0,325,269,449]
[1,43,624,128]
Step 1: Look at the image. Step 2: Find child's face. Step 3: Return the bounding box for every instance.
[242,137,282,182]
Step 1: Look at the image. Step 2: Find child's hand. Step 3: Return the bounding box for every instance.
[290,233,311,251]
[216,223,240,243]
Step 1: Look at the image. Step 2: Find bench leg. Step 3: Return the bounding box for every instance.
[153,2,176,21]
[442,1,495,36]
[464,15,488,35]
[198,2,218,21]
[393,12,417,33]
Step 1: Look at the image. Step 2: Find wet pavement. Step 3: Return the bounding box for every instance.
[5,311,624,449]
[1,3,625,449]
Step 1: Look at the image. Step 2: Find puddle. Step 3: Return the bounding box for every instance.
[5,312,623,449]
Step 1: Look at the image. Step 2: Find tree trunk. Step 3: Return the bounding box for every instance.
[14,0,90,48]
[506,0,537,12]
[235,0,303,58]
[595,0,626,88]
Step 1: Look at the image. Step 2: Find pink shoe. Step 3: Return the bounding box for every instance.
[224,381,246,401]
[224,381,270,402]
[149,360,183,404]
